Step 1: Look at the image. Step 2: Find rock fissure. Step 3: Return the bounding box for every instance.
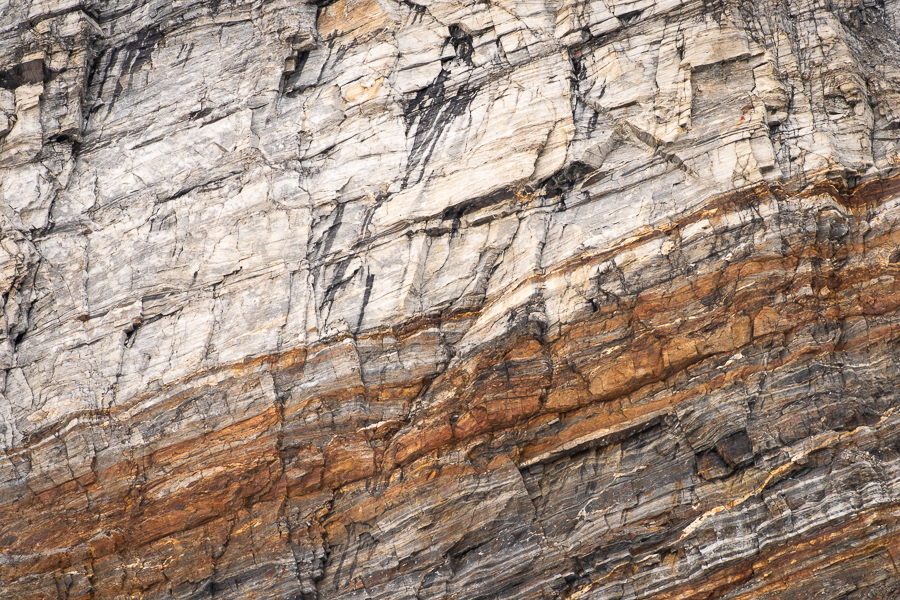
[4,0,900,597]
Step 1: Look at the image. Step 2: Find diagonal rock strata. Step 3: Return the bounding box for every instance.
[2,0,900,598]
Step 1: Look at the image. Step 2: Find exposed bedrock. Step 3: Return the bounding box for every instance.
[2,0,900,598]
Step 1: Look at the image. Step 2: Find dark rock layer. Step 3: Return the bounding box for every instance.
[3,0,900,599]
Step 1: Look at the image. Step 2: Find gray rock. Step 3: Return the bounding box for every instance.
[2,0,900,598]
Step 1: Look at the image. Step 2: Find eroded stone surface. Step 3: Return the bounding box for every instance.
[2,0,900,598]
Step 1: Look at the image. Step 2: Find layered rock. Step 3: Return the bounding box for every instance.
[2,0,900,598]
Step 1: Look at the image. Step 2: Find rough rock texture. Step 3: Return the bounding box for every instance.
[3,0,900,598]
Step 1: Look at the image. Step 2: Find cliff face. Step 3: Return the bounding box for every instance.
[3,0,900,598]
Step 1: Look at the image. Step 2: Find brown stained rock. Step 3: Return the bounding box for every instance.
[715,431,754,468]
[544,361,593,412]
[322,438,376,488]
[317,0,393,42]
[696,449,733,480]
[4,0,900,597]
[6,193,900,595]
[8,173,900,595]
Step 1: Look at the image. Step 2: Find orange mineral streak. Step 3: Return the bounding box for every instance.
[3,174,900,595]
[317,0,393,41]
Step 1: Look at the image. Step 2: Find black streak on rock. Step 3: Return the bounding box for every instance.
[448,25,475,67]
[0,59,45,89]
[357,273,375,332]
[402,70,476,189]
[122,27,163,75]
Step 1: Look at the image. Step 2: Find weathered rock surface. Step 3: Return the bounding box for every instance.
[3,0,900,598]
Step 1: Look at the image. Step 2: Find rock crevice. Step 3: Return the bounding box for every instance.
[3,0,900,598]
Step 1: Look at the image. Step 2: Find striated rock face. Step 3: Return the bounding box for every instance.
[3,0,900,598]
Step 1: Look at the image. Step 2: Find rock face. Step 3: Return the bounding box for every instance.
[3,0,900,598]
